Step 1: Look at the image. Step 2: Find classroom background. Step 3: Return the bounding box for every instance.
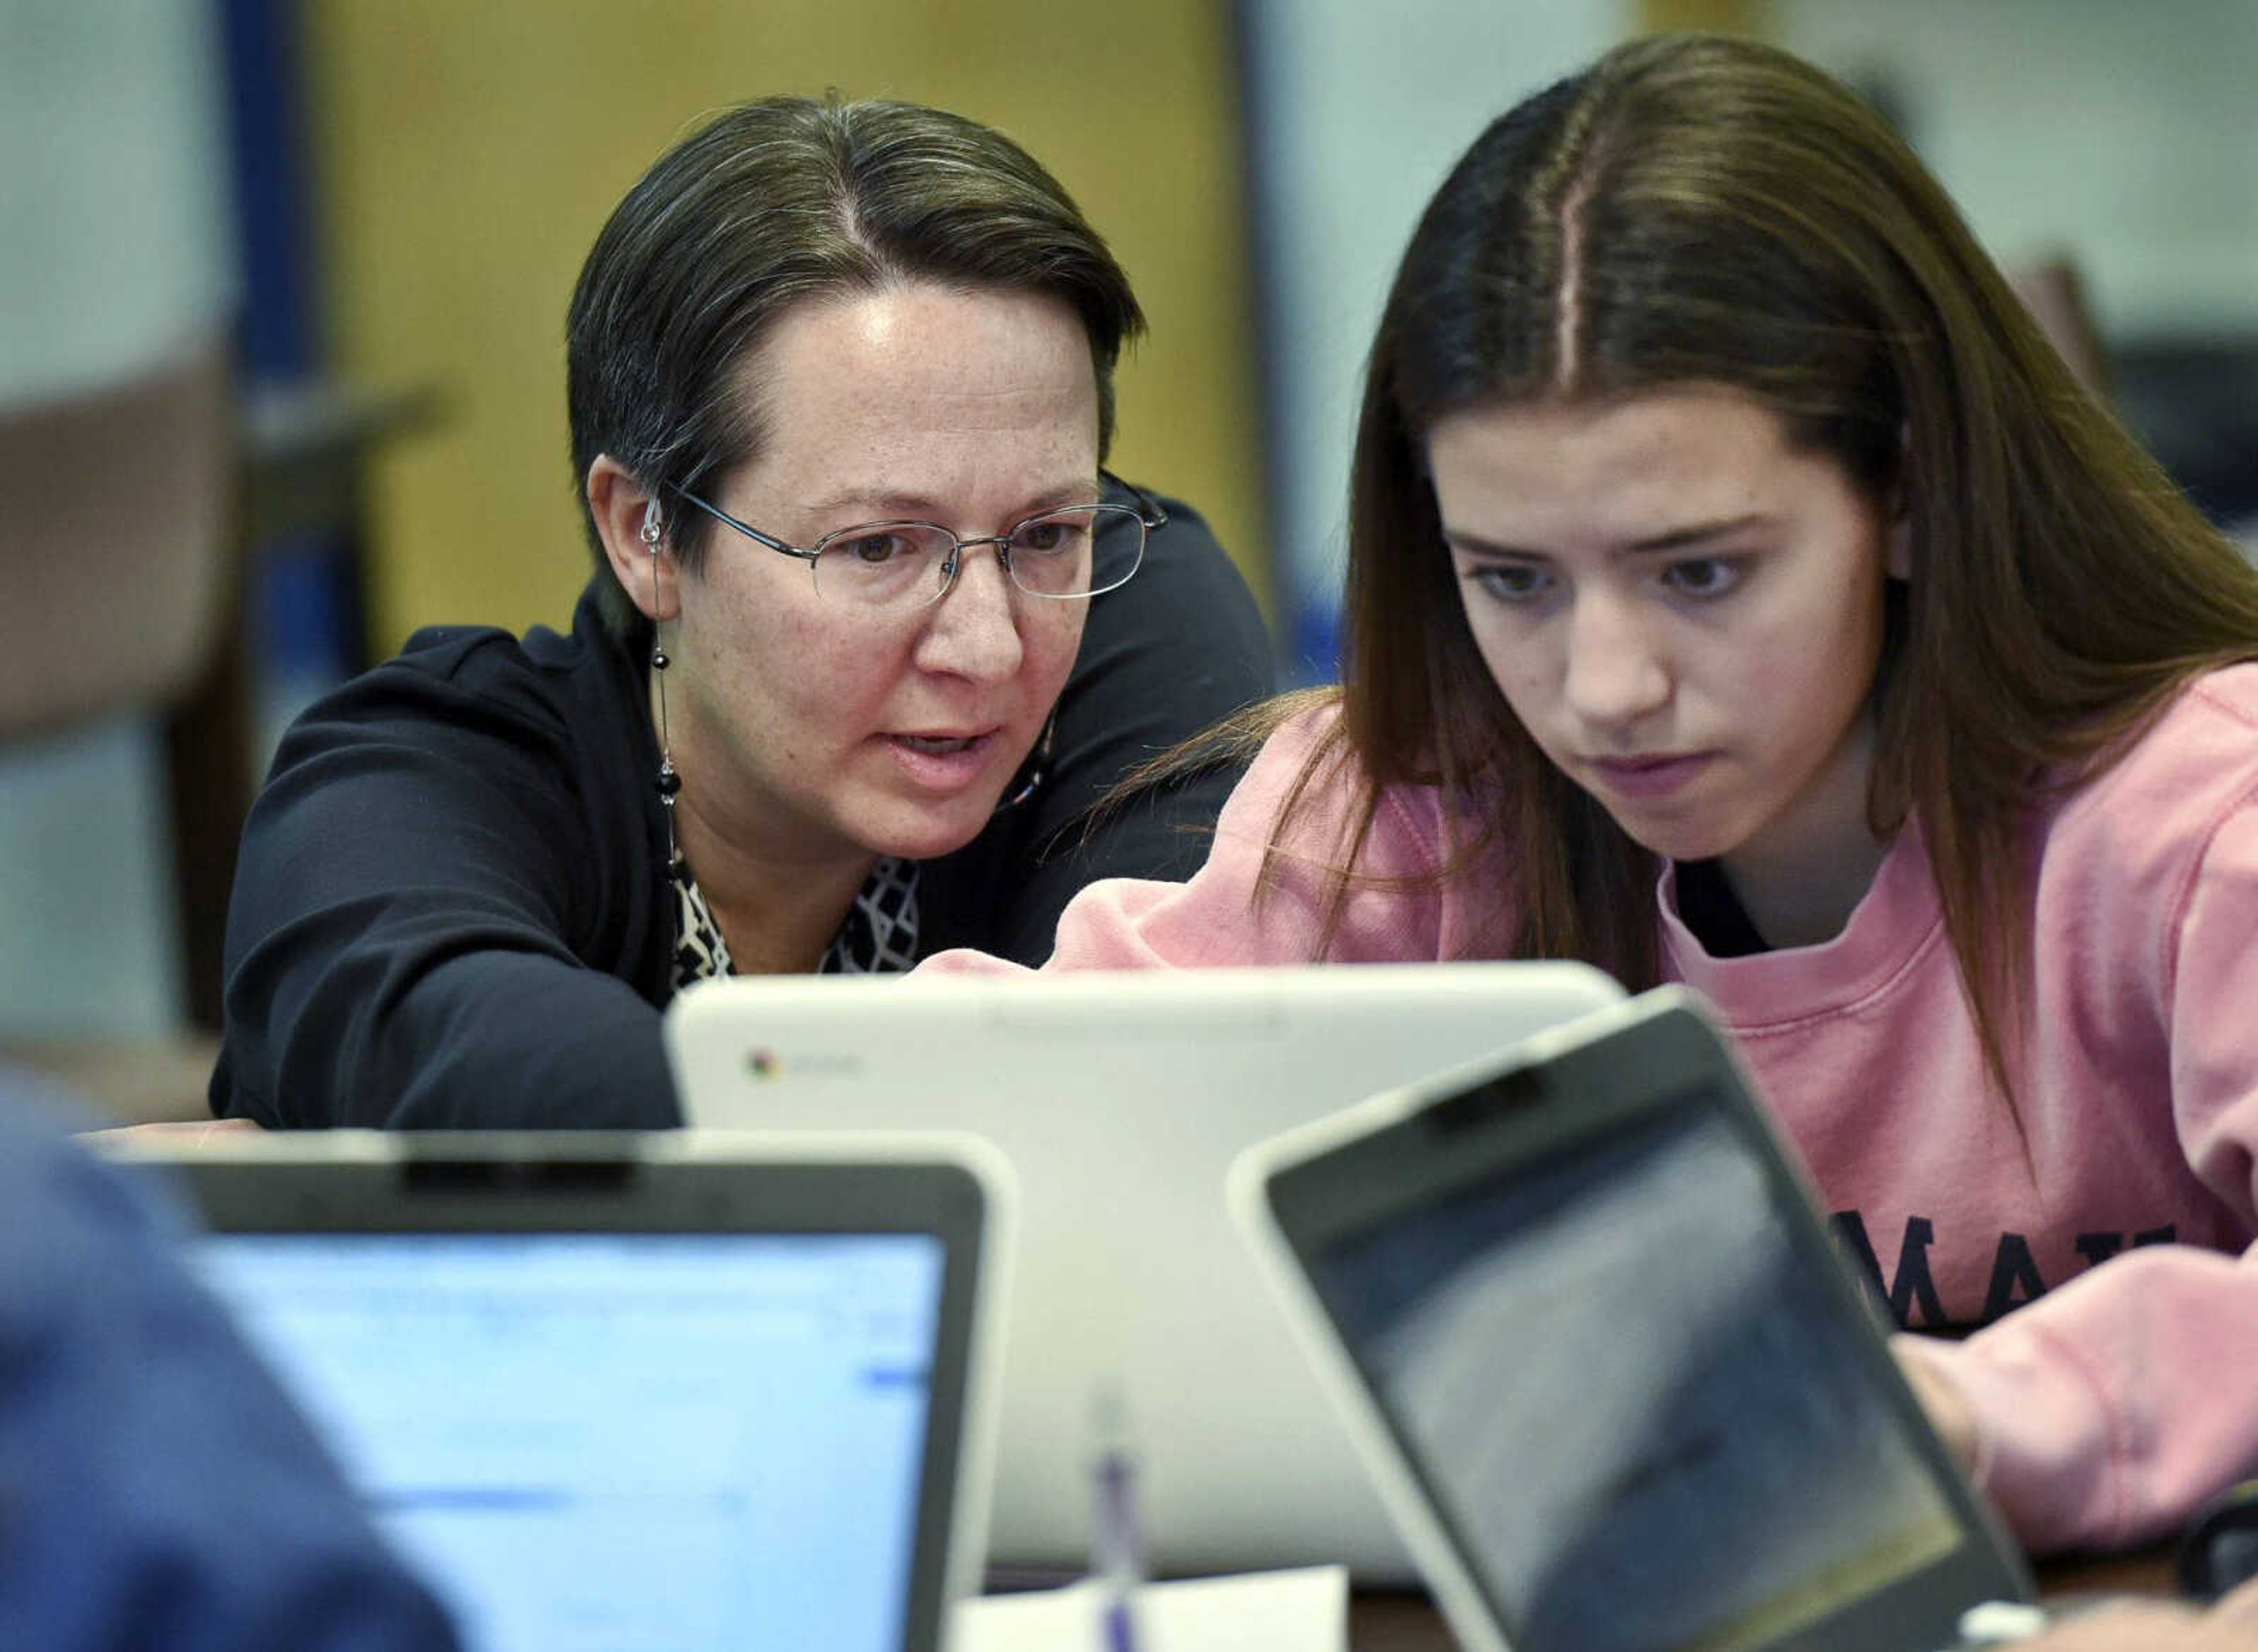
[4,0,2256,1061]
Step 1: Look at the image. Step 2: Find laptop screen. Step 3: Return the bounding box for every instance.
[193,1230,946,1652]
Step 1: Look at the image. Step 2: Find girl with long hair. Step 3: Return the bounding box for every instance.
[932,33,2258,1557]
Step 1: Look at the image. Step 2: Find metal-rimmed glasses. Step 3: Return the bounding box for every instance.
[667,470,1165,618]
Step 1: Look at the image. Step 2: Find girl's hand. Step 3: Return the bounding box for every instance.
[1891,1333,1980,1471]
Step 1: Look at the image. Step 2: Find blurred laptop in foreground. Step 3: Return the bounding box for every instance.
[115,1128,1010,1652]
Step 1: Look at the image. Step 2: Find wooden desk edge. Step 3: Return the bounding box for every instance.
[1342,1545,2179,1650]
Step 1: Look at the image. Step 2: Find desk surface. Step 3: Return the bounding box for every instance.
[1342,1547,2179,1650]
[1348,1591,1457,1651]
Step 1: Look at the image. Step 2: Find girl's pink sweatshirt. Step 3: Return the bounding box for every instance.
[927,668,2258,1556]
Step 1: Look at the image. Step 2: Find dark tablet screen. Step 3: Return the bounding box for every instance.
[1304,1095,1961,1652]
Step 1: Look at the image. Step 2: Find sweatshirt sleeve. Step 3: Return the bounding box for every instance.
[1902,795,2258,1556]
[210,647,679,1131]
[919,706,1459,975]
[1900,1239,2258,1554]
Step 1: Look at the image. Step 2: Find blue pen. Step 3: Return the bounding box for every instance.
[1089,1385,1146,1652]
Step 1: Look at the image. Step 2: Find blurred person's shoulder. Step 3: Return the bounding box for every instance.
[0,1085,186,1296]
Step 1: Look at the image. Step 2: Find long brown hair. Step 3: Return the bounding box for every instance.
[1289,32,2258,1105]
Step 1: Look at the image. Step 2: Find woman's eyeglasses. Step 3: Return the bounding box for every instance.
[668,473,1164,618]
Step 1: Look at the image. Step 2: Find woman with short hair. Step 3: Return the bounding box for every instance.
[212,94,1273,1131]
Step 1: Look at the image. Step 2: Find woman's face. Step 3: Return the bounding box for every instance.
[1428,383,1902,878]
[664,283,1097,872]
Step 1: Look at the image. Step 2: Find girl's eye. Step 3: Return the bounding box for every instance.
[1661,556,1744,598]
[1465,563,1552,604]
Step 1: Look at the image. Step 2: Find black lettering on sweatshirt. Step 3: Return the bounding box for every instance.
[1831,1215,2177,1330]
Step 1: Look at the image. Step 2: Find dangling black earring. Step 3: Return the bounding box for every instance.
[998,710,1056,812]
[644,502,683,872]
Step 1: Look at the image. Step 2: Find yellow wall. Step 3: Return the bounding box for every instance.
[1633,0,1772,35]
[304,1,1267,652]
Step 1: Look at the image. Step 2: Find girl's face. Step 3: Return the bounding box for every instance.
[1428,383,1904,880]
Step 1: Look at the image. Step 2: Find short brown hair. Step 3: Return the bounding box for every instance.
[566,93,1144,633]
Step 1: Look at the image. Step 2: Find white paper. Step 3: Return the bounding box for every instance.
[952,1565,1348,1652]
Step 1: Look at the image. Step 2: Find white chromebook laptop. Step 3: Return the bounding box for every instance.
[666,960,1624,1580]
[111,1129,1011,1652]
[1231,986,2042,1652]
